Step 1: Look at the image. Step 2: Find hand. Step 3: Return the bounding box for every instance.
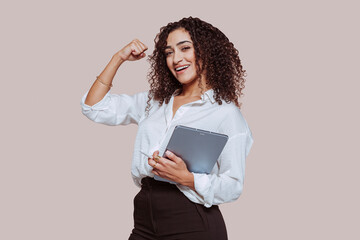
[115,39,148,62]
[148,150,195,190]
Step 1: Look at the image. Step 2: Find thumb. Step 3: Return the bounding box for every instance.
[133,52,146,60]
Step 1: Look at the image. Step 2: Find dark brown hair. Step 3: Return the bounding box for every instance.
[146,16,247,114]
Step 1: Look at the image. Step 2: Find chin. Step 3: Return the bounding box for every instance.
[175,76,198,85]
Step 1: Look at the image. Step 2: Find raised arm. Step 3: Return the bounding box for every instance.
[84,39,148,106]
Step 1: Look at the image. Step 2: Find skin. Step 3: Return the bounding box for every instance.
[84,39,148,106]
[84,29,207,190]
[149,150,195,190]
[148,28,210,190]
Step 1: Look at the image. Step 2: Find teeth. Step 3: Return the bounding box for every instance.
[176,65,189,71]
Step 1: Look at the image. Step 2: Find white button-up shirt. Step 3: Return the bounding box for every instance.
[80,88,253,207]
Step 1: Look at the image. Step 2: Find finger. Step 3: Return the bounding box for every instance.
[133,39,147,50]
[133,41,144,55]
[135,40,147,53]
[152,169,168,179]
[148,159,162,170]
[158,157,174,168]
[133,52,146,60]
[165,150,181,163]
[138,41,148,52]
[131,40,147,59]
[152,170,175,183]
[152,151,160,162]
[152,169,160,176]
[158,156,176,168]
[130,42,142,56]
[148,158,154,166]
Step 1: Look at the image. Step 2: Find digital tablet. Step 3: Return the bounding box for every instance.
[154,125,229,183]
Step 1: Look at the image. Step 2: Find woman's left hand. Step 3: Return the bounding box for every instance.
[148,150,195,190]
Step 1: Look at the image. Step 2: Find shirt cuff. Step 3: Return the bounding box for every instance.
[193,172,214,207]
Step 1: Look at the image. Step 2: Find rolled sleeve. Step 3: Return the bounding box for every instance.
[80,89,149,126]
[192,131,254,207]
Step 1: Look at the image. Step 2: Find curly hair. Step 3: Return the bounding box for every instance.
[146,16,247,114]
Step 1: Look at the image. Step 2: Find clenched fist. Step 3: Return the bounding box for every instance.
[115,39,148,62]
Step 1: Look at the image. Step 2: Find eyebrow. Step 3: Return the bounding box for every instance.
[165,40,192,49]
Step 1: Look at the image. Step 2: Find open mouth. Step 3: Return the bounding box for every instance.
[175,65,190,72]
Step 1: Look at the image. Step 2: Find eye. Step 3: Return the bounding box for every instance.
[181,46,191,51]
[165,51,173,56]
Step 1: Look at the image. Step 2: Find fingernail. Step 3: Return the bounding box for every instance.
[166,150,172,156]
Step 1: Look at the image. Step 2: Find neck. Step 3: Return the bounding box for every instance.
[179,77,210,98]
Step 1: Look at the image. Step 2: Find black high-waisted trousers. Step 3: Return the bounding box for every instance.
[128,177,228,240]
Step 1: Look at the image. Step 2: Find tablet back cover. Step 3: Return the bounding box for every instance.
[154,125,228,183]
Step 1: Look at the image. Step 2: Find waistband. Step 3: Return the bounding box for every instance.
[141,177,176,188]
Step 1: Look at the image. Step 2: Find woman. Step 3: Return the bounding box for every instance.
[81,16,253,240]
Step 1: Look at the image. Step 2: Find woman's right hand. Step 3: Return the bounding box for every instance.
[115,39,148,62]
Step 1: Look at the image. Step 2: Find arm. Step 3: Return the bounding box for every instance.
[81,39,149,125]
[84,54,124,106]
[148,150,196,190]
[192,132,254,207]
[84,39,148,107]
[147,132,253,208]
[81,90,149,126]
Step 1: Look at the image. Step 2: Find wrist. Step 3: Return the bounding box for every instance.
[111,53,125,66]
[181,172,195,191]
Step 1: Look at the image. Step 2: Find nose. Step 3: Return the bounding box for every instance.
[173,49,183,64]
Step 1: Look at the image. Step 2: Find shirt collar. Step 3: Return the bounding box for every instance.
[172,88,216,104]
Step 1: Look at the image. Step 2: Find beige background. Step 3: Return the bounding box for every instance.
[1,0,359,239]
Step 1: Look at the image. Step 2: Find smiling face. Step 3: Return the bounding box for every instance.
[164,28,200,86]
